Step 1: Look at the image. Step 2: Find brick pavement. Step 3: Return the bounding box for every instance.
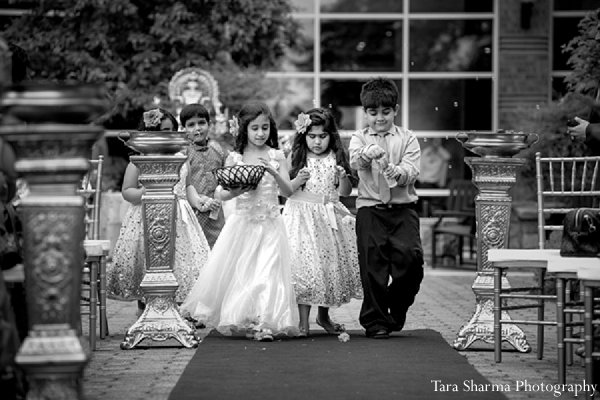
[82,266,588,400]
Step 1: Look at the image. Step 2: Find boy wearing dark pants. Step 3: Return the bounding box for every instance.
[349,78,424,339]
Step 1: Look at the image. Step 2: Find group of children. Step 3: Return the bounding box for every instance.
[107,77,424,341]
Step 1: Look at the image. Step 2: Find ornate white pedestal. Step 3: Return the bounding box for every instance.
[452,157,531,352]
[0,122,104,399]
[119,133,198,349]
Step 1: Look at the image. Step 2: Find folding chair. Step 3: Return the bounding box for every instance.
[78,155,110,350]
[491,153,600,383]
[431,179,477,267]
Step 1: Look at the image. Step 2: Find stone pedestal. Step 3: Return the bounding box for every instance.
[119,145,198,349]
[0,123,104,399]
[453,157,531,352]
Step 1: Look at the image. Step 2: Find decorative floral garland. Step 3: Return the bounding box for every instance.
[143,108,163,128]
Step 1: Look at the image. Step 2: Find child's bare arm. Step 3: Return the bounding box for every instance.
[121,163,144,205]
[259,153,293,197]
[336,166,352,196]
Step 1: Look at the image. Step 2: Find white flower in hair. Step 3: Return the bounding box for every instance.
[294,112,311,135]
[143,108,164,129]
[229,116,239,137]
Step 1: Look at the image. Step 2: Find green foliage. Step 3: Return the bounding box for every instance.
[3,0,299,127]
[509,10,600,201]
[516,93,591,179]
[563,8,600,94]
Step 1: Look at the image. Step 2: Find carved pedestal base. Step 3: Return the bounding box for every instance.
[453,277,530,352]
[16,329,88,400]
[121,296,198,349]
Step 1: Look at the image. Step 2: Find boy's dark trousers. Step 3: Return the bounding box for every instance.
[356,204,424,335]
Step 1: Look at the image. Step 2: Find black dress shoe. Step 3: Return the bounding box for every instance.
[367,329,390,339]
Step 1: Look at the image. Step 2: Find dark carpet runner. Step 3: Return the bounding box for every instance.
[168,329,508,400]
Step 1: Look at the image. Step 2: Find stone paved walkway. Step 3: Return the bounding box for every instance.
[83,267,588,400]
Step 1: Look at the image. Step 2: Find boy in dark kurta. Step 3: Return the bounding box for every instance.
[181,103,227,248]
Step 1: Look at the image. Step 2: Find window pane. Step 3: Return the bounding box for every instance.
[321,0,402,13]
[320,79,402,130]
[554,0,600,11]
[289,0,315,13]
[281,19,314,72]
[409,79,492,130]
[416,138,470,191]
[553,17,582,70]
[268,78,315,129]
[410,0,493,13]
[410,19,492,72]
[321,20,402,71]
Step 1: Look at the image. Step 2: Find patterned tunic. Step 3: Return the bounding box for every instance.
[187,141,227,248]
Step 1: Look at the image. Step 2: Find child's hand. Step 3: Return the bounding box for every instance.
[336,165,347,178]
[383,164,401,180]
[364,144,386,161]
[258,157,278,176]
[296,167,311,184]
[202,198,221,212]
[374,157,389,171]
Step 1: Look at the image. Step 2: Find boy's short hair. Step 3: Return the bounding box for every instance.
[180,103,210,127]
[360,78,399,109]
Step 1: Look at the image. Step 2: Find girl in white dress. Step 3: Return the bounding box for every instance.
[282,108,362,337]
[107,108,210,314]
[180,102,298,341]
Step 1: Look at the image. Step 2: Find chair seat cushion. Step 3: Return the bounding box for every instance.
[434,224,472,236]
[83,239,111,256]
[487,249,559,269]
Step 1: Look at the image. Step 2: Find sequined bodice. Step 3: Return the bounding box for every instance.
[302,151,340,202]
[230,150,282,220]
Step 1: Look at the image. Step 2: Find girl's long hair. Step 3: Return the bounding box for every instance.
[234,102,279,153]
[289,108,355,185]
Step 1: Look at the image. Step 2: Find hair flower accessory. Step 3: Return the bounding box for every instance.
[294,112,311,135]
[229,116,239,137]
[143,108,164,129]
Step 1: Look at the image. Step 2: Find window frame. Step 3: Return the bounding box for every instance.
[267,0,499,138]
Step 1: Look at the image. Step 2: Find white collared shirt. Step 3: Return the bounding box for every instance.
[348,125,421,209]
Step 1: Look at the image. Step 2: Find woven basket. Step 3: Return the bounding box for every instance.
[213,165,266,191]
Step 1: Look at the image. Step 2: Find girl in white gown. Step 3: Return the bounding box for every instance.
[282,108,362,337]
[180,102,298,341]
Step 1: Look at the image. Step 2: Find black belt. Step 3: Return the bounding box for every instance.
[372,202,417,210]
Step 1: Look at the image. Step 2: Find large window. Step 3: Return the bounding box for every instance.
[269,0,496,137]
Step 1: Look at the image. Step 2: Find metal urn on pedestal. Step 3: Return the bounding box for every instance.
[119,131,199,349]
[0,83,108,399]
[452,130,537,352]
